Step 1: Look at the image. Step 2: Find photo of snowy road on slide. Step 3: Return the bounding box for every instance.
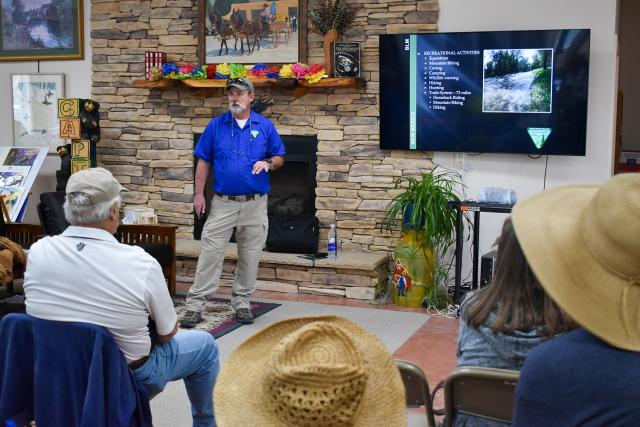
[482,48,553,113]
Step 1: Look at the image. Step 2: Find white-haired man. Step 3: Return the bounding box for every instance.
[23,168,219,427]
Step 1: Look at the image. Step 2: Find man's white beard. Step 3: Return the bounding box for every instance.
[229,103,247,115]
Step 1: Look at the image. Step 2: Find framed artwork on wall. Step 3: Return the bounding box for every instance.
[199,0,307,65]
[0,0,84,62]
[11,73,65,150]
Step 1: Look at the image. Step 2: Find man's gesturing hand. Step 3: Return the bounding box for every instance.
[252,160,271,175]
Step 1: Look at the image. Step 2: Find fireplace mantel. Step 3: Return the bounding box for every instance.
[131,77,365,97]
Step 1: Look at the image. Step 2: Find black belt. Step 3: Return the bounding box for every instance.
[215,193,264,202]
[129,355,149,370]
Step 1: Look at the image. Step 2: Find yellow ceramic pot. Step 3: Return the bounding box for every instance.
[392,230,435,307]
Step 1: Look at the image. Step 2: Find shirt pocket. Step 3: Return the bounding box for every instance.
[249,132,268,160]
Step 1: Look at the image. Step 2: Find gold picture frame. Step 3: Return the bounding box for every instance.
[0,0,84,62]
[199,0,307,65]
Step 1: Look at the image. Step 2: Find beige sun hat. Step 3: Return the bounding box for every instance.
[214,316,406,426]
[512,173,640,352]
[66,167,128,204]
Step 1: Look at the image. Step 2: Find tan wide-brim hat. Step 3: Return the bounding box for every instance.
[512,173,640,351]
[66,167,128,204]
[214,316,406,426]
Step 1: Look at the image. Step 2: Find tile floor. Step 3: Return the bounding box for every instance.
[177,283,459,417]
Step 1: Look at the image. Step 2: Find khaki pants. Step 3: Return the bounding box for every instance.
[186,194,268,312]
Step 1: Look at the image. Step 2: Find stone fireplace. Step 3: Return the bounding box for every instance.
[92,0,440,258]
[269,135,317,217]
[193,134,317,240]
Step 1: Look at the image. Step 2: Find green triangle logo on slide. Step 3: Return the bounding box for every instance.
[527,128,552,149]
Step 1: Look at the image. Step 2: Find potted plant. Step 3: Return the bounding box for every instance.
[381,166,465,308]
[308,0,358,74]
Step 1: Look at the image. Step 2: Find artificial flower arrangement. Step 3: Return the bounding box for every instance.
[148,62,328,84]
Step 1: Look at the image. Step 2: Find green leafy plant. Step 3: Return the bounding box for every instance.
[308,0,358,35]
[381,166,467,308]
[382,166,463,256]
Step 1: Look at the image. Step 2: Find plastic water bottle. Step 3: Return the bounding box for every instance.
[327,223,337,260]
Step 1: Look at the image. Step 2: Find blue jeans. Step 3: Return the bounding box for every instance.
[133,331,219,427]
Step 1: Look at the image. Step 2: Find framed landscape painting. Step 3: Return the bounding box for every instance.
[11,73,65,150]
[199,0,307,65]
[0,0,84,61]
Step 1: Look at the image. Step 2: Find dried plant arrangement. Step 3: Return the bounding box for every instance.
[308,0,358,35]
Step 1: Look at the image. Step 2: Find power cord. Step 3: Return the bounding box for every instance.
[543,154,549,190]
[527,154,550,190]
[425,304,458,318]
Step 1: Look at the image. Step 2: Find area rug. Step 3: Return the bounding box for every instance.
[173,296,280,339]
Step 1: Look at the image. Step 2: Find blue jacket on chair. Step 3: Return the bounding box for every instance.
[0,313,152,427]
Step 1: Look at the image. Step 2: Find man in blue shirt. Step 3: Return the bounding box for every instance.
[181,77,285,327]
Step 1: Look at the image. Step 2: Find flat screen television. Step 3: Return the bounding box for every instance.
[379,29,590,155]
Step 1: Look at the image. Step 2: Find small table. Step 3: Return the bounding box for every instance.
[449,201,513,304]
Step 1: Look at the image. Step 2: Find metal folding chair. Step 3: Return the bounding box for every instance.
[444,366,519,426]
[395,359,437,427]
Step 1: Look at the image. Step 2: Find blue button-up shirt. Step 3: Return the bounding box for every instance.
[194,110,285,195]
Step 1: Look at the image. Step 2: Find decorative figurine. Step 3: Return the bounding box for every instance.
[55,144,72,192]
[79,99,100,167]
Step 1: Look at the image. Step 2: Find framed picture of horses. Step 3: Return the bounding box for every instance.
[199,0,307,65]
[0,0,84,62]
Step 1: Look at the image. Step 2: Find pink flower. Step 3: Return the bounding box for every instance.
[291,63,310,79]
[179,64,195,74]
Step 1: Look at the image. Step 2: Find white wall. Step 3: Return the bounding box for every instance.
[0,0,92,224]
[436,0,618,284]
[619,0,640,152]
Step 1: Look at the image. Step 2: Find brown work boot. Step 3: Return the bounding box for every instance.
[179,310,203,328]
[235,308,254,324]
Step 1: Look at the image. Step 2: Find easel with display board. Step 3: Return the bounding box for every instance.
[0,198,11,224]
[0,147,48,223]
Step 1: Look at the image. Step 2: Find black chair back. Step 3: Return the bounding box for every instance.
[37,192,69,235]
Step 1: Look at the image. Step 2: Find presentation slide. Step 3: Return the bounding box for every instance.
[380,30,590,155]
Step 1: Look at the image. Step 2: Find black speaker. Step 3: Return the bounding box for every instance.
[480,250,497,288]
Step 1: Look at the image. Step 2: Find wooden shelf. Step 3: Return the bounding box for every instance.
[131,77,364,96]
[298,77,362,89]
[131,79,177,89]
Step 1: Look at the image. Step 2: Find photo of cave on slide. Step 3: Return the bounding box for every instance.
[482,48,553,113]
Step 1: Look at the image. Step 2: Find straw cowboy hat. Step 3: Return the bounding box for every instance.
[512,173,640,352]
[214,316,406,426]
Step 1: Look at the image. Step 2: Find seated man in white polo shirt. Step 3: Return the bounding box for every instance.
[23,168,219,427]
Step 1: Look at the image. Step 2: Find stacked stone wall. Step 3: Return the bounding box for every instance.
[91,0,439,253]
